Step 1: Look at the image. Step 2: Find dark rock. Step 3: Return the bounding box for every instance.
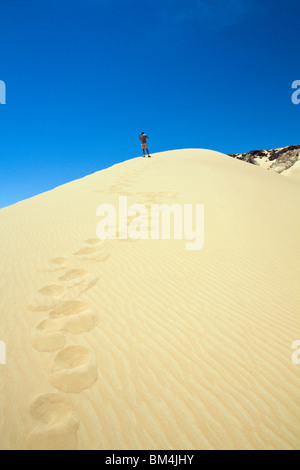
[228,145,300,174]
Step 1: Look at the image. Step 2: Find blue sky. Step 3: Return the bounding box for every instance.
[0,0,299,208]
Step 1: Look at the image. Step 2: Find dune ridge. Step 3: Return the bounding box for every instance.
[0,149,299,450]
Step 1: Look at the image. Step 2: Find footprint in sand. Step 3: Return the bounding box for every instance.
[31,301,99,352]
[39,285,65,297]
[59,269,89,283]
[49,300,99,334]
[27,393,79,450]
[50,257,69,266]
[57,265,100,295]
[49,345,98,393]
[73,244,110,262]
[38,257,70,273]
[31,318,66,352]
[84,238,110,256]
[74,246,98,256]
[26,285,66,312]
[27,270,100,312]
[85,238,103,246]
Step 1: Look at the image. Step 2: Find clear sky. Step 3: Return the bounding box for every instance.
[0,0,299,208]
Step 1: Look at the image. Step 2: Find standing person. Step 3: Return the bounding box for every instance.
[139,132,151,157]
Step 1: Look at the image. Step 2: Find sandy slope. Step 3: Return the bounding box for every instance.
[282,160,300,181]
[0,149,299,450]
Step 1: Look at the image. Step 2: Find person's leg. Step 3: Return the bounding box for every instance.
[147,147,151,157]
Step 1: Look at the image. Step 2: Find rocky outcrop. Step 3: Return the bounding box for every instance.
[229,145,300,174]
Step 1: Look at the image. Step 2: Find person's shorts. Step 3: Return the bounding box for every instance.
[141,143,148,149]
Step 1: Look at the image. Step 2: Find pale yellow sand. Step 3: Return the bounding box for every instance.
[282,160,300,181]
[0,149,299,450]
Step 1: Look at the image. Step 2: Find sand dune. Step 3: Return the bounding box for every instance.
[0,149,299,450]
[282,160,300,180]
